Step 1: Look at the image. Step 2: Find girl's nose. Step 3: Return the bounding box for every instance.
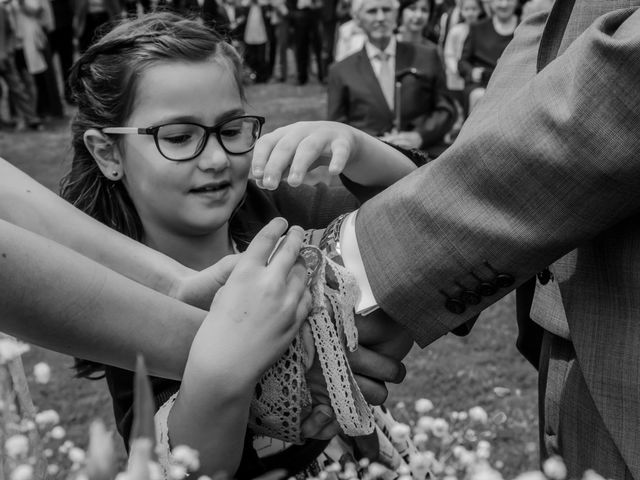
[197,135,230,172]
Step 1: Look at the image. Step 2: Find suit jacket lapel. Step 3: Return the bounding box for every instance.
[356,47,394,117]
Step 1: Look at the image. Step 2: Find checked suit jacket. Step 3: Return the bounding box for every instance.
[327,41,456,149]
[354,1,640,478]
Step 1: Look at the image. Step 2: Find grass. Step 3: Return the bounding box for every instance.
[0,80,539,478]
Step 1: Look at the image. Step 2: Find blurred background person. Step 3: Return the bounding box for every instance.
[14,0,63,120]
[442,0,482,134]
[48,0,74,104]
[328,0,456,157]
[0,0,41,130]
[238,0,272,82]
[458,0,517,114]
[270,0,289,81]
[396,0,431,46]
[286,0,323,84]
[73,0,122,53]
[333,0,366,62]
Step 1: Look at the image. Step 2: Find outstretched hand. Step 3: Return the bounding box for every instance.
[251,121,360,189]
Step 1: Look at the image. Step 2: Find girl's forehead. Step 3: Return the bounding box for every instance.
[131,60,243,122]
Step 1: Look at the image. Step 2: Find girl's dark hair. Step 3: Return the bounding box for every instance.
[61,12,245,379]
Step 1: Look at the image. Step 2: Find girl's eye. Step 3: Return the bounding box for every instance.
[220,128,242,138]
[163,134,193,144]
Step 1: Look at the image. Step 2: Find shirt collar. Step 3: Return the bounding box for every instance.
[365,37,396,61]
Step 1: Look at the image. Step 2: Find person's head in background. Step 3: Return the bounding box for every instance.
[459,0,483,23]
[397,0,433,38]
[62,12,260,265]
[489,0,517,21]
[352,0,400,50]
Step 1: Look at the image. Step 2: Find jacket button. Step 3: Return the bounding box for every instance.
[476,281,497,296]
[537,268,553,285]
[460,290,481,305]
[445,298,466,314]
[495,273,515,288]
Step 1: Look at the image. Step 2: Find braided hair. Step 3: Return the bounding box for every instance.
[61,12,245,379]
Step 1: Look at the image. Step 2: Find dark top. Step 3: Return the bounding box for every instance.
[104,150,429,479]
[458,17,515,87]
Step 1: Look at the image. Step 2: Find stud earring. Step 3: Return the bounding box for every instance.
[112,171,119,178]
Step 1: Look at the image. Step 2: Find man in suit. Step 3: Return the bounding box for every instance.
[334,1,640,477]
[327,0,455,156]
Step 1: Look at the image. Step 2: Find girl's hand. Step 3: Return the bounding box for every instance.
[171,254,240,310]
[190,218,313,390]
[252,121,360,189]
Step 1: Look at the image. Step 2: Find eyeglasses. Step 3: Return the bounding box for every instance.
[102,115,266,161]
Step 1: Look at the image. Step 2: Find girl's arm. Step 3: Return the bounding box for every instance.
[251,122,417,190]
[0,158,222,309]
[166,223,311,476]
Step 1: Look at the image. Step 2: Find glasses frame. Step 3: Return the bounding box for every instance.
[102,115,266,161]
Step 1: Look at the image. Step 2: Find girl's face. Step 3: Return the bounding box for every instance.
[401,0,429,32]
[118,60,251,241]
[490,0,516,20]
[460,0,481,23]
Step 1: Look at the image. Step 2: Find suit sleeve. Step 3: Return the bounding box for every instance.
[327,64,349,123]
[355,8,640,346]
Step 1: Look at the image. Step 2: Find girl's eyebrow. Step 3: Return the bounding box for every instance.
[152,108,247,126]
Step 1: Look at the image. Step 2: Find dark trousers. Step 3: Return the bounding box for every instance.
[49,26,74,103]
[79,12,111,53]
[290,9,323,84]
[244,43,269,83]
[0,54,40,124]
[33,44,64,118]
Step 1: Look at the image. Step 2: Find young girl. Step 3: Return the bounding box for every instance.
[63,12,418,478]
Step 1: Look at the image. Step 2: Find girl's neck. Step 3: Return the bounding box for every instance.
[492,14,517,35]
[399,29,424,44]
[143,223,234,271]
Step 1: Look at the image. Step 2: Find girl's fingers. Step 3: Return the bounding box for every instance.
[327,138,350,175]
[252,129,283,180]
[267,225,304,272]
[261,134,302,189]
[242,218,289,264]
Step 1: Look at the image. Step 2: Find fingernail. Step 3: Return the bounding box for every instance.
[288,172,302,186]
[263,175,277,189]
[315,409,334,426]
[255,178,265,189]
[253,166,264,177]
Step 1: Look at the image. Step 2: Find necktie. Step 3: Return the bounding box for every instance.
[376,51,394,111]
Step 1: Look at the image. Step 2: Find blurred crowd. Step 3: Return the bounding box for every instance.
[0,0,550,135]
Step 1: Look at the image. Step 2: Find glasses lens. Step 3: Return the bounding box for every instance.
[219,117,261,154]
[156,124,206,160]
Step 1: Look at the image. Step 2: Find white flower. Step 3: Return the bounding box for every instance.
[43,449,53,458]
[68,446,86,464]
[581,470,606,480]
[469,463,504,480]
[492,411,507,425]
[10,465,34,480]
[21,420,36,432]
[358,458,370,468]
[169,464,188,480]
[415,416,434,433]
[457,411,468,421]
[395,401,406,410]
[409,452,433,480]
[32,362,51,384]
[50,426,66,440]
[476,440,491,460]
[397,464,411,476]
[390,423,411,443]
[452,446,475,467]
[367,462,388,478]
[0,338,30,363]
[414,398,434,414]
[468,406,489,424]
[543,457,567,480]
[430,418,449,438]
[413,432,428,446]
[35,409,60,429]
[5,435,29,458]
[171,445,200,471]
[46,464,60,476]
[512,471,547,480]
[325,462,341,473]
[493,387,511,397]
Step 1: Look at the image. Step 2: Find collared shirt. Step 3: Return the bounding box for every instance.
[364,37,397,81]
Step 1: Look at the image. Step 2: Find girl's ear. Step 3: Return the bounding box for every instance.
[84,129,123,181]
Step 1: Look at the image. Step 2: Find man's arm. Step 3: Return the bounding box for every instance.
[355,8,640,346]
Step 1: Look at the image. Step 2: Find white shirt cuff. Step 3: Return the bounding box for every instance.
[340,211,380,315]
